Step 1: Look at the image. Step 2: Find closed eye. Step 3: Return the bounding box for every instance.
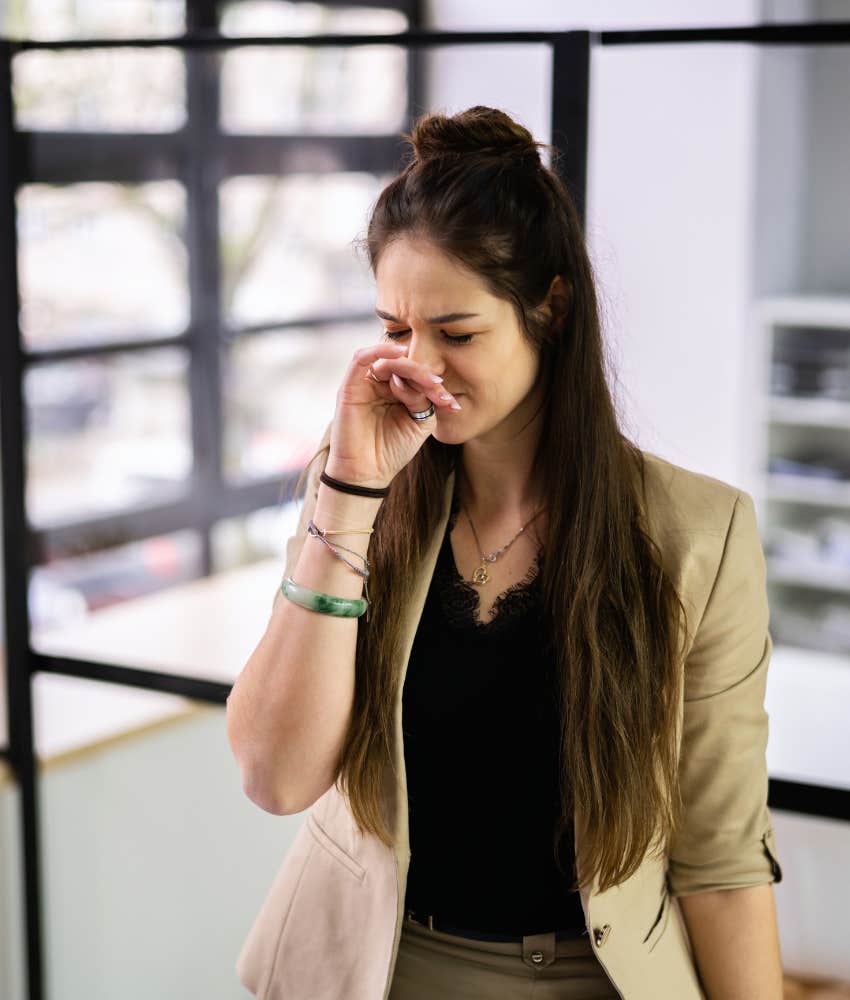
[383,329,474,346]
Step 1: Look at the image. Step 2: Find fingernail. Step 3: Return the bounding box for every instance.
[429,374,444,383]
[390,344,408,351]
[391,373,404,387]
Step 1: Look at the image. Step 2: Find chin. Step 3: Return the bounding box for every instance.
[431,419,473,446]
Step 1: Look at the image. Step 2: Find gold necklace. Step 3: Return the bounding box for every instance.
[462,505,545,586]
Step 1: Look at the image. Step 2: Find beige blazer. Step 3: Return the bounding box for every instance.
[235,422,783,999]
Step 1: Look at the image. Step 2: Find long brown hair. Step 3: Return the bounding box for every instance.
[296,106,689,893]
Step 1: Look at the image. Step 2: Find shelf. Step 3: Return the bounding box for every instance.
[767,395,850,429]
[765,473,850,508]
[758,300,850,779]
[767,557,850,595]
[757,294,850,329]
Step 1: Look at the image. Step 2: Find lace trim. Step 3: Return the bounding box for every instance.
[437,494,544,634]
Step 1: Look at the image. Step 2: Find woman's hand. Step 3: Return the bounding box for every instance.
[324,341,461,488]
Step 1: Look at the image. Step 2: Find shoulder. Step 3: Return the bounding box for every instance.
[636,447,744,546]
[634,450,761,631]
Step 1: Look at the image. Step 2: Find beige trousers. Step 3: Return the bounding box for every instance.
[388,914,620,999]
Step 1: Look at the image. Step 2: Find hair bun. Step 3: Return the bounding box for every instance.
[407,105,542,167]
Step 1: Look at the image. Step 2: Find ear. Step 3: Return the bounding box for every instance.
[542,274,571,328]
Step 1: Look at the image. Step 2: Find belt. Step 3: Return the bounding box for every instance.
[404,908,586,944]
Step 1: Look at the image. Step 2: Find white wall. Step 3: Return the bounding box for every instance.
[424,0,764,490]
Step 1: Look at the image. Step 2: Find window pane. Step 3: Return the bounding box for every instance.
[29,530,203,631]
[220,173,386,327]
[222,321,375,482]
[13,48,186,132]
[211,502,297,572]
[219,1,408,36]
[0,0,185,40]
[25,348,192,527]
[220,44,407,134]
[18,182,188,349]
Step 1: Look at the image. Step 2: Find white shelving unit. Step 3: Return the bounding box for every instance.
[755,293,850,670]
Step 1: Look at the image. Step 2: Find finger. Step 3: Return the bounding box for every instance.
[389,373,437,414]
[370,355,446,391]
[389,372,462,412]
[392,371,462,411]
[376,361,461,410]
[353,342,409,373]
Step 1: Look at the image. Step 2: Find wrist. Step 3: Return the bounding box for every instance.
[314,482,384,530]
[323,460,391,492]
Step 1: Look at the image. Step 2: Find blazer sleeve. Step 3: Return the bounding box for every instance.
[667,489,784,897]
[270,420,333,615]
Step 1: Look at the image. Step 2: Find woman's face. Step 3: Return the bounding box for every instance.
[374,236,544,445]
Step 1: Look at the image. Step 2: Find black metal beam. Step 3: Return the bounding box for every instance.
[769,778,850,822]
[18,131,183,185]
[26,469,303,563]
[24,331,190,363]
[0,38,45,1000]
[32,653,232,703]
[184,28,221,579]
[20,310,378,364]
[220,133,406,177]
[18,131,405,186]
[550,32,590,231]
[6,22,850,52]
[602,22,850,45]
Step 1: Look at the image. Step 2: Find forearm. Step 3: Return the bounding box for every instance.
[678,883,782,999]
[227,481,383,814]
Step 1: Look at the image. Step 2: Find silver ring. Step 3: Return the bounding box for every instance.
[407,402,436,421]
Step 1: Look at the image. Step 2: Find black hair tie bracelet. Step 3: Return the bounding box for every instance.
[319,470,391,499]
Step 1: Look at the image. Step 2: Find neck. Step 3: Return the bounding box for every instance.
[456,383,547,525]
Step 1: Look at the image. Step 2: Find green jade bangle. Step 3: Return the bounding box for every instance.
[281,576,369,619]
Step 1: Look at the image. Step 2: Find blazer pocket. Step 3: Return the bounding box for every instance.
[307,812,367,882]
[642,887,671,953]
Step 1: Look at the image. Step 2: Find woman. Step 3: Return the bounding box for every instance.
[228,106,784,999]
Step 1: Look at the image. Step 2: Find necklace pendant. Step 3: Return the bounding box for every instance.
[471,563,490,586]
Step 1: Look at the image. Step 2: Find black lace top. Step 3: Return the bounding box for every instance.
[401,486,587,936]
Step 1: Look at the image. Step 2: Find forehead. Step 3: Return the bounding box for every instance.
[374,236,493,310]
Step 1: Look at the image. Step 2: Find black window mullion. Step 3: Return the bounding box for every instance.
[184,29,223,576]
[0,38,46,1000]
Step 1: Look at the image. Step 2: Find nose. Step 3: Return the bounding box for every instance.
[405,330,445,376]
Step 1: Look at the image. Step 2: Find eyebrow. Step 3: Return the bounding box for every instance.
[375,308,481,325]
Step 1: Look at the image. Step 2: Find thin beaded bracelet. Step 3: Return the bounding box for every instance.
[306,519,371,606]
[307,519,369,573]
